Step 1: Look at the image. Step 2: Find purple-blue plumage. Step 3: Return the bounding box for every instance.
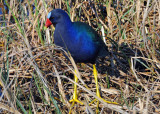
[46,9,109,64]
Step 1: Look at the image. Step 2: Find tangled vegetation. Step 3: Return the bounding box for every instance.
[0,0,160,113]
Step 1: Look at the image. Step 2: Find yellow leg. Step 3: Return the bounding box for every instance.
[69,70,83,114]
[69,70,83,105]
[90,64,118,106]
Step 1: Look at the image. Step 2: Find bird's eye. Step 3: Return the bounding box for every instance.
[50,17,54,20]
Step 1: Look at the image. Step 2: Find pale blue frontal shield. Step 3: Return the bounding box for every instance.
[47,12,51,18]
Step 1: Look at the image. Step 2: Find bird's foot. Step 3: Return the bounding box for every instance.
[89,97,118,105]
[69,99,83,114]
[69,98,83,105]
[89,97,118,114]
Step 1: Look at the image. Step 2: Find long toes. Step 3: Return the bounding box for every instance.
[90,98,118,105]
[69,99,83,105]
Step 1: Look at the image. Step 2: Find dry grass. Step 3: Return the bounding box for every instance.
[0,0,160,113]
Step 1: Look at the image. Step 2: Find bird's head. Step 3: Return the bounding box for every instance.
[45,9,71,28]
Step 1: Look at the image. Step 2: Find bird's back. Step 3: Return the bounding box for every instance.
[72,22,109,57]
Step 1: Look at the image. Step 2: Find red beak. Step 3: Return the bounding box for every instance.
[45,18,52,27]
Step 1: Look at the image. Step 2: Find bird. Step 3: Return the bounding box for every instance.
[45,9,117,107]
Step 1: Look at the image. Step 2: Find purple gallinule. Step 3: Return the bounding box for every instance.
[45,9,117,107]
